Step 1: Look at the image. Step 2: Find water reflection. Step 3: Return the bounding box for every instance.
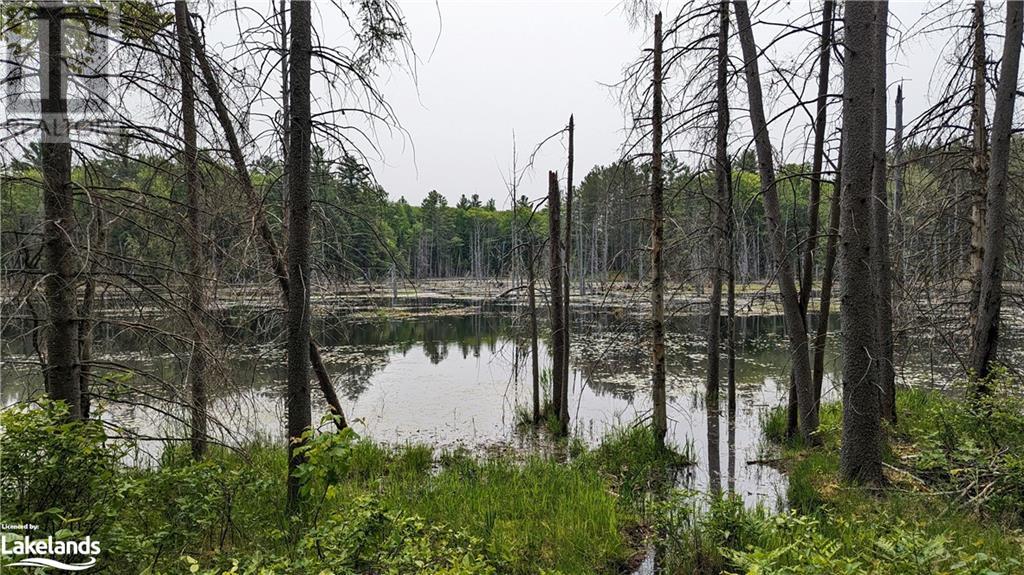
[2,310,827,505]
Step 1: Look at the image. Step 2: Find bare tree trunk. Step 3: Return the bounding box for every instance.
[548,170,565,432]
[813,147,841,409]
[40,1,81,419]
[561,115,573,433]
[174,0,209,458]
[870,2,896,424]
[280,0,290,236]
[968,0,988,328]
[527,237,541,422]
[78,199,104,419]
[790,0,835,435]
[286,0,313,512]
[971,0,1023,384]
[734,0,818,444]
[651,12,668,450]
[187,14,347,429]
[708,2,730,416]
[839,0,885,485]
[893,86,904,297]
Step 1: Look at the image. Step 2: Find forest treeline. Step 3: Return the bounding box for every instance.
[7,143,1020,287]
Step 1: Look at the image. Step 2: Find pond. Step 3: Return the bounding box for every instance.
[3,296,1007,510]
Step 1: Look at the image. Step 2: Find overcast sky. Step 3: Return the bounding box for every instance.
[213,1,989,207]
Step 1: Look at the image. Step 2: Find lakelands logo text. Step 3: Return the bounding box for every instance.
[1,534,100,571]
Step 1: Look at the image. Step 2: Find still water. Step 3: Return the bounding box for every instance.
[4,301,994,508]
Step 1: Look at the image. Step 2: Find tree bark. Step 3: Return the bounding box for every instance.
[286,0,313,511]
[651,12,668,450]
[174,0,209,459]
[968,1,988,329]
[187,13,346,430]
[839,0,885,485]
[970,0,1023,384]
[548,170,565,432]
[734,0,818,444]
[40,1,81,419]
[709,2,730,417]
[870,2,896,424]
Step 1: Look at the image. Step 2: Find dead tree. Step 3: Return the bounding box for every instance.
[527,235,541,422]
[708,1,730,416]
[733,0,818,443]
[187,14,347,430]
[561,115,574,431]
[968,1,988,327]
[839,0,885,485]
[893,86,905,295]
[547,170,566,434]
[813,145,841,409]
[651,12,668,450]
[174,0,209,459]
[791,0,835,434]
[286,0,313,511]
[970,0,1023,385]
[40,1,81,419]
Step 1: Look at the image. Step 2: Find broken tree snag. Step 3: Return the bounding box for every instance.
[527,236,541,423]
[548,170,566,434]
[651,12,668,450]
[186,12,345,430]
[561,115,574,433]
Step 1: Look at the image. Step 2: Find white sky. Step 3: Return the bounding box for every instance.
[86,0,1006,207]
[344,0,982,206]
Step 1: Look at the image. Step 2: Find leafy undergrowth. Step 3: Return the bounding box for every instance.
[0,402,688,575]
[666,379,1024,574]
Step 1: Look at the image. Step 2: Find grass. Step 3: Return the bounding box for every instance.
[679,385,1024,574]
[1,403,687,575]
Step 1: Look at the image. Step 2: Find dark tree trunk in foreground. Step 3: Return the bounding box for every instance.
[651,12,668,450]
[870,2,896,424]
[790,0,834,434]
[286,0,313,511]
[548,170,565,433]
[709,1,730,416]
[839,0,885,485]
[734,0,818,444]
[40,1,81,419]
[561,115,573,432]
[188,14,347,429]
[175,0,209,459]
[971,0,1023,384]
[527,238,541,422]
